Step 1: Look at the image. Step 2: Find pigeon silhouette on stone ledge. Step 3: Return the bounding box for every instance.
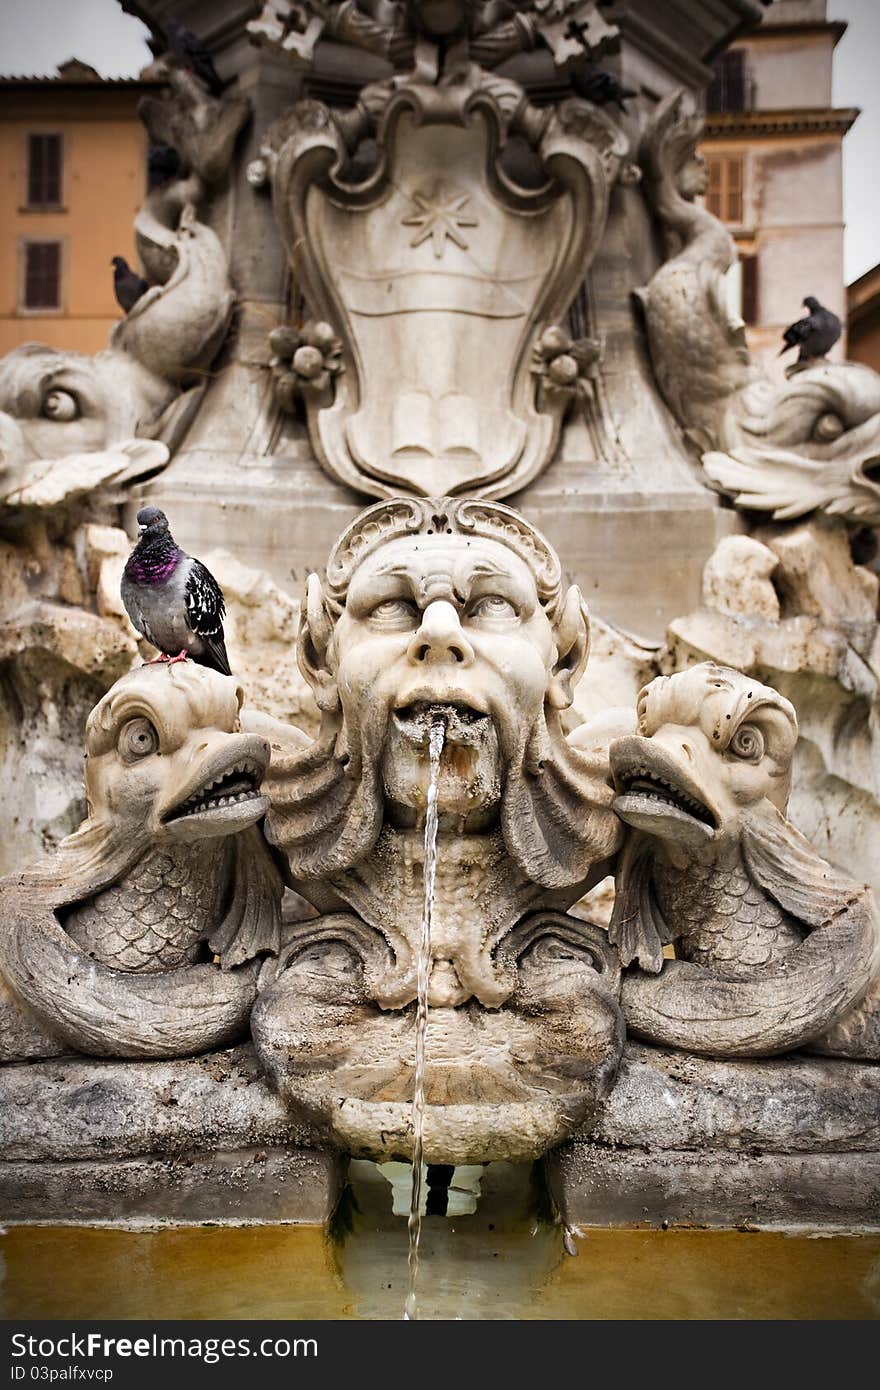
[122,507,232,676]
[159,21,224,95]
[111,256,150,314]
[570,64,638,112]
[779,296,842,363]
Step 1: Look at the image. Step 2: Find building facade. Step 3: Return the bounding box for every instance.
[0,60,155,357]
[699,0,857,373]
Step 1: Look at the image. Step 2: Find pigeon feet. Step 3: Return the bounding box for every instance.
[145,651,190,667]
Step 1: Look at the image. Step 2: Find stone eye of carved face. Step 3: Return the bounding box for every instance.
[728,722,765,762]
[118,716,160,763]
[41,388,79,422]
[368,597,420,629]
[466,594,517,623]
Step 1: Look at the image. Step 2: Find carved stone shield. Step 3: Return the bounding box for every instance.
[270,83,628,499]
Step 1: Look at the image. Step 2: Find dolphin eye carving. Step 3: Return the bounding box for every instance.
[118,717,160,762]
[41,389,79,422]
[729,722,765,762]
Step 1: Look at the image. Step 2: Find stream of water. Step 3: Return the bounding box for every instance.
[404,716,446,1320]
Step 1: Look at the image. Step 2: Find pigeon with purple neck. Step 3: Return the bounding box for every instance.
[121,507,231,676]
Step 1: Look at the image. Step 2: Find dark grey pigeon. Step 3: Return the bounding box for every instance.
[779,296,841,362]
[571,64,638,112]
[111,256,149,314]
[164,22,224,96]
[121,507,232,676]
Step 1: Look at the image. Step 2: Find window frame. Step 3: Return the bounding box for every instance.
[704,151,746,227]
[706,49,752,115]
[23,130,65,211]
[17,236,67,316]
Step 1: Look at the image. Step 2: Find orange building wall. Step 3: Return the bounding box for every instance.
[0,87,148,356]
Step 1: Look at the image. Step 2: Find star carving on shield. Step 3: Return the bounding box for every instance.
[402,185,478,258]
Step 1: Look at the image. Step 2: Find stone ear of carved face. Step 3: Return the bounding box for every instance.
[296,574,339,713]
[547,586,589,711]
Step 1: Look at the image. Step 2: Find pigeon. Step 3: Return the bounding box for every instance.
[121,507,232,676]
[164,22,224,96]
[147,143,181,189]
[779,296,842,362]
[570,64,638,112]
[111,256,150,314]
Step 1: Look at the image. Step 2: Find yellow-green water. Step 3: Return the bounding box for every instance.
[2,1163,879,1320]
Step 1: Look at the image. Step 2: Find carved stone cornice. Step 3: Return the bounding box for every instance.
[703,107,860,141]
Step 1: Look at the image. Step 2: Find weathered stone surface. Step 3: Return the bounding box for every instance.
[0,1147,342,1226]
[0,1046,311,1163]
[546,1146,880,1231]
[587,1043,880,1153]
[666,521,880,907]
[550,1042,880,1230]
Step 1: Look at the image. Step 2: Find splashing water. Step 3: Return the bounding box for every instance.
[404,716,445,1320]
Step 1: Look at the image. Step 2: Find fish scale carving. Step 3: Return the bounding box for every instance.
[653,853,803,970]
[65,842,227,973]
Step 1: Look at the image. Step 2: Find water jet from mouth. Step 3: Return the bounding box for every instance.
[404,714,445,1320]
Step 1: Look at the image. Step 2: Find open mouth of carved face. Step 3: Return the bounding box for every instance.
[163,760,268,827]
[392,699,490,746]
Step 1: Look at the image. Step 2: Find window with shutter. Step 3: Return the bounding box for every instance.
[706,50,749,113]
[23,242,62,310]
[27,133,63,208]
[704,155,744,225]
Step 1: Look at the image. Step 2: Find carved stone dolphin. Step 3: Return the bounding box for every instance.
[608,663,880,1058]
[0,663,283,1060]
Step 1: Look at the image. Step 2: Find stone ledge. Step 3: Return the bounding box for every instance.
[579,1043,880,1154]
[0,1045,318,1163]
[0,1147,344,1226]
[545,1146,880,1231]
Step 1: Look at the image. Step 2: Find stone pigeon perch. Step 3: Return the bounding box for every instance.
[111,256,149,314]
[121,507,232,676]
[779,296,842,363]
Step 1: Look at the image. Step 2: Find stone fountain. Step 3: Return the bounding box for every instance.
[1,0,879,1233]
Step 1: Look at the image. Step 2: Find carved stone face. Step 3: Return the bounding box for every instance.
[679,151,709,200]
[85,663,270,845]
[610,663,797,858]
[330,532,565,824]
[0,344,173,493]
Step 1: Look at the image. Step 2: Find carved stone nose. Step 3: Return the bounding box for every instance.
[408,600,474,667]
